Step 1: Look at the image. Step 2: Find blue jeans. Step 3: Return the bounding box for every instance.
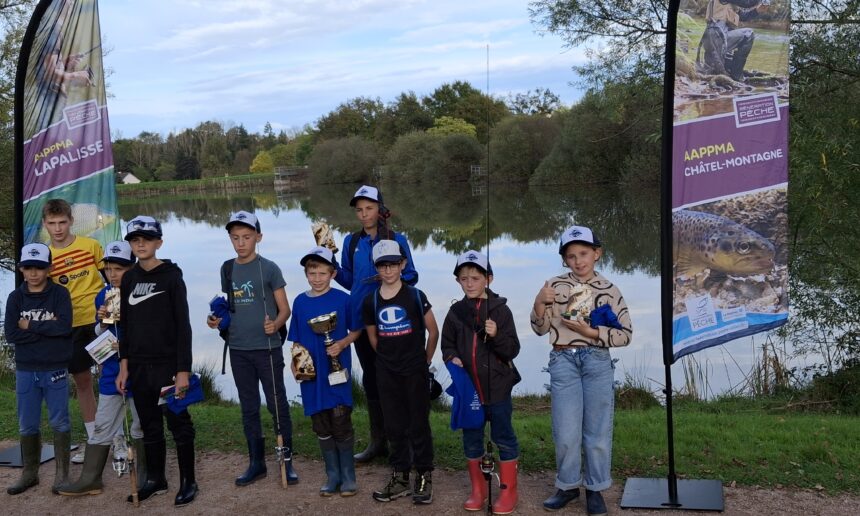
[548,347,615,491]
[17,369,70,435]
[463,398,519,461]
[230,347,293,447]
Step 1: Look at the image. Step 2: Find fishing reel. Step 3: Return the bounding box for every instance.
[275,444,292,465]
[480,442,496,479]
[112,456,130,477]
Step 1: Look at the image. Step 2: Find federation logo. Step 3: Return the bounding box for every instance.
[568,229,582,239]
[110,245,122,253]
[358,188,369,195]
[467,252,478,261]
[28,248,41,257]
[237,213,247,220]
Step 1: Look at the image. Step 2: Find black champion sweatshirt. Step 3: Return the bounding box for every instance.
[119,260,192,373]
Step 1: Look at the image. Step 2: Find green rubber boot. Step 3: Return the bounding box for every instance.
[51,431,71,494]
[57,444,110,496]
[6,434,41,495]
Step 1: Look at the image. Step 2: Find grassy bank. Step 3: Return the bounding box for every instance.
[116,174,275,196]
[1,374,857,493]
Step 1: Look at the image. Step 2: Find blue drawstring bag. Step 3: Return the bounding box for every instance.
[589,304,623,330]
[445,362,485,430]
[209,295,231,331]
[162,374,204,414]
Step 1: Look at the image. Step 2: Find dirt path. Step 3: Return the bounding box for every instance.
[1,444,857,515]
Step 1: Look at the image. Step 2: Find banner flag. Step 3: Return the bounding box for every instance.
[669,0,789,361]
[16,0,119,248]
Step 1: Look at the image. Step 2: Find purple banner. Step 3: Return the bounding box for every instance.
[670,0,790,361]
[20,0,119,246]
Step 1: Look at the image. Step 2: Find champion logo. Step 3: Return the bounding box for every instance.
[378,306,406,325]
[128,283,165,305]
[28,248,41,257]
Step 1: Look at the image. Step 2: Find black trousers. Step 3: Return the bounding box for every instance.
[354,330,380,402]
[377,364,433,473]
[128,361,195,446]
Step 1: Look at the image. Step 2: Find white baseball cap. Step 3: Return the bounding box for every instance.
[372,239,403,265]
[102,240,134,265]
[454,250,493,276]
[559,225,601,254]
[19,243,51,268]
[226,210,261,232]
[300,246,335,267]
[349,185,380,206]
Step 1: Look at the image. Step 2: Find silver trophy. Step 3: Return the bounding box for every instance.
[307,312,349,385]
[102,288,121,324]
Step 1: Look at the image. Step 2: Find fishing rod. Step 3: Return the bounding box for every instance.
[111,306,139,507]
[480,43,497,516]
[257,243,289,489]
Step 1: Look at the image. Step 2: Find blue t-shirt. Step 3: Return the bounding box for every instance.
[287,288,359,416]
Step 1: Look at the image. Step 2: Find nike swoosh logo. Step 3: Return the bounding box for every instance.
[128,291,165,306]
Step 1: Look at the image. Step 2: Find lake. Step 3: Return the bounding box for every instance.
[1,182,782,402]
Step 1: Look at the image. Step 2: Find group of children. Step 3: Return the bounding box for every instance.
[5,186,633,516]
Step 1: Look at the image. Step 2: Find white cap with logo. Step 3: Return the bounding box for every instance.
[19,243,51,268]
[372,239,403,265]
[559,225,601,254]
[300,246,335,266]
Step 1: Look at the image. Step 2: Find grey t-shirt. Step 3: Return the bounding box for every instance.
[222,256,287,350]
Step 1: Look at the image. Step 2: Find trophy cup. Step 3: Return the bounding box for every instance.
[308,312,349,385]
[102,288,121,324]
[291,344,316,382]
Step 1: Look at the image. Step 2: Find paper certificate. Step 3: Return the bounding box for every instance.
[85,331,117,364]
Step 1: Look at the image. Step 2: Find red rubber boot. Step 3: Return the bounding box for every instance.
[492,459,518,515]
[464,459,488,511]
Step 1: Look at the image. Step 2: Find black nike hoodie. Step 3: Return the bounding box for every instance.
[119,260,192,373]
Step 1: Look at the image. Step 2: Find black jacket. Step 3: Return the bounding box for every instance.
[119,260,192,373]
[441,292,520,405]
[4,281,73,371]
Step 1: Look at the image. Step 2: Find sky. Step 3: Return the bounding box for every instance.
[97,0,587,138]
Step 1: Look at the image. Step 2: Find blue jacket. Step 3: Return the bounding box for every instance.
[94,286,129,396]
[4,281,73,371]
[335,230,418,327]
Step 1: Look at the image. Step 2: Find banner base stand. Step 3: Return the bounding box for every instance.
[0,443,77,468]
[620,477,724,511]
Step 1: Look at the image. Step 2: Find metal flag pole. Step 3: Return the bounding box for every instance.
[620,1,723,509]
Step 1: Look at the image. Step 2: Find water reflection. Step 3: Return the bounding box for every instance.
[28,182,754,402]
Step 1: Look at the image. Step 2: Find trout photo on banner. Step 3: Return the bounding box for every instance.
[18,0,119,246]
[670,0,789,361]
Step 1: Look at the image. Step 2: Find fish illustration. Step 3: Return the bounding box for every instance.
[673,209,775,277]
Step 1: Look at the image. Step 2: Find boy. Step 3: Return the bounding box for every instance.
[288,246,362,496]
[4,243,73,495]
[441,251,521,514]
[335,185,419,463]
[42,199,103,458]
[362,239,438,505]
[59,240,145,497]
[206,210,297,487]
[115,216,198,507]
[531,226,632,515]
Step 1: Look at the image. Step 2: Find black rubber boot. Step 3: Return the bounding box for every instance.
[128,440,167,504]
[174,443,198,507]
[51,431,71,494]
[235,437,267,487]
[354,400,387,463]
[57,444,110,496]
[132,438,147,491]
[7,434,41,495]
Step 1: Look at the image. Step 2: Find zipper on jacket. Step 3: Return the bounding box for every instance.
[470,299,486,404]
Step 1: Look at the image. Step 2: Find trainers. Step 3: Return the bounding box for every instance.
[372,471,410,502]
[585,489,607,516]
[71,450,85,464]
[113,435,128,461]
[412,471,433,504]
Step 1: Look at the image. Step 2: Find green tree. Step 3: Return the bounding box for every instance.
[427,116,477,138]
[307,136,377,184]
[375,91,434,147]
[422,81,509,143]
[489,114,562,182]
[385,132,444,183]
[249,150,275,174]
[315,97,384,142]
[506,88,562,115]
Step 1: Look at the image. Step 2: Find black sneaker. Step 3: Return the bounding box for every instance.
[372,471,410,502]
[543,488,580,511]
[586,489,607,516]
[412,471,432,504]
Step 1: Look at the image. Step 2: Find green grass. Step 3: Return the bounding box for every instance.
[1,387,857,493]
